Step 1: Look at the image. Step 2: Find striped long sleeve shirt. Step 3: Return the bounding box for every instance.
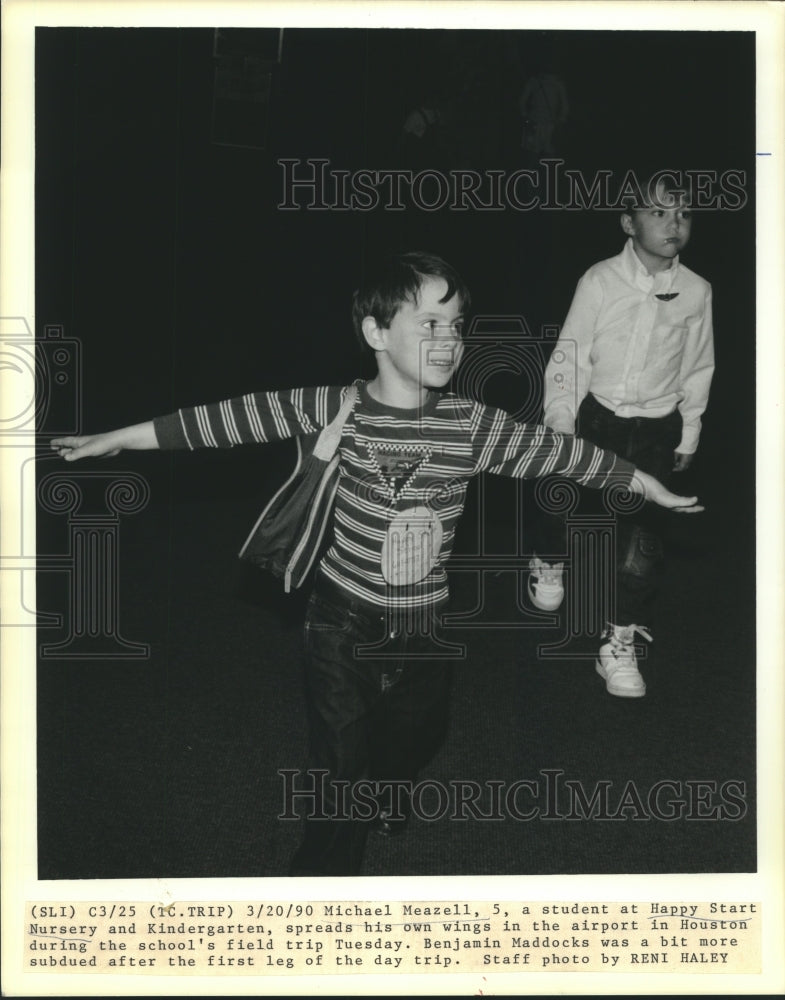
[153,380,635,608]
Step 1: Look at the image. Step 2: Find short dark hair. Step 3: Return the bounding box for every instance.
[620,171,693,216]
[351,251,471,348]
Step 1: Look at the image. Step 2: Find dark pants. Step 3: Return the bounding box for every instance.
[289,574,452,876]
[536,394,682,626]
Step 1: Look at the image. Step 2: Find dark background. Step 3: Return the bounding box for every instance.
[35,28,756,878]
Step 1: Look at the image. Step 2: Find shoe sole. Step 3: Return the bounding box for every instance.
[595,659,646,698]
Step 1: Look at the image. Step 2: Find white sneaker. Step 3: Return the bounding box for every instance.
[528,558,564,611]
[595,624,652,698]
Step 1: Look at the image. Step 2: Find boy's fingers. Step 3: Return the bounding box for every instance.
[51,437,113,461]
[67,441,104,460]
[667,494,704,513]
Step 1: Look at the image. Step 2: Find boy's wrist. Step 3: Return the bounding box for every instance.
[118,422,159,451]
[629,469,653,497]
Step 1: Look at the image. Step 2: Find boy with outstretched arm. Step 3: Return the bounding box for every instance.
[53,251,702,876]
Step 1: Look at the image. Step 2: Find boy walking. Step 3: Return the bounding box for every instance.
[53,251,702,875]
[540,179,714,698]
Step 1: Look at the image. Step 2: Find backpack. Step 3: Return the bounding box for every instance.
[238,384,358,591]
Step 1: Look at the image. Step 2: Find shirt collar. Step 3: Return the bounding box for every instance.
[622,237,680,291]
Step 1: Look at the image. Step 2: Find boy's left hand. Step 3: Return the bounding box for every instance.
[672,452,694,472]
[631,470,704,513]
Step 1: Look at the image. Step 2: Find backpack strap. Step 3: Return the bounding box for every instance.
[312,384,358,461]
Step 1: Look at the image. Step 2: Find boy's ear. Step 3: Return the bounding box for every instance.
[361,316,386,352]
[620,212,636,237]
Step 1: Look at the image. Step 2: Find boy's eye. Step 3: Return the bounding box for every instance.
[422,320,464,337]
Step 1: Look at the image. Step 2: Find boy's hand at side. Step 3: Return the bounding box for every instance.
[51,421,158,461]
[630,469,704,513]
[672,452,694,473]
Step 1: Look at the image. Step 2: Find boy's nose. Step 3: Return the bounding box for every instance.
[432,326,461,340]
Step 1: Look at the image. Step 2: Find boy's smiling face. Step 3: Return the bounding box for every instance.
[621,185,693,274]
[363,276,465,403]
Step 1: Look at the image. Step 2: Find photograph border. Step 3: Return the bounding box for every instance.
[2,1,783,996]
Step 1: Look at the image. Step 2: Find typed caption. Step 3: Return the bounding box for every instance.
[24,899,759,976]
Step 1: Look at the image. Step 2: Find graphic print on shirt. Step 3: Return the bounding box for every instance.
[366,441,444,586]
[367,442,432,502]
[380,504,444,587]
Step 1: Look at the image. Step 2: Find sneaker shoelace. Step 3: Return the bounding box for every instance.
[605,623,653,653]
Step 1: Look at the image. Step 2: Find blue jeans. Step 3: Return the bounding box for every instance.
[289,574,452,876]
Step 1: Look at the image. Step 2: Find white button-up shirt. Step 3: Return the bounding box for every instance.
[543,238,714,454]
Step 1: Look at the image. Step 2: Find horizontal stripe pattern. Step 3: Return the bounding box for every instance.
[153,382,634,607]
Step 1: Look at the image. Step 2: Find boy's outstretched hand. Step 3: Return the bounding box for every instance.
[631,470,704,513]
[51,422,158,461]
